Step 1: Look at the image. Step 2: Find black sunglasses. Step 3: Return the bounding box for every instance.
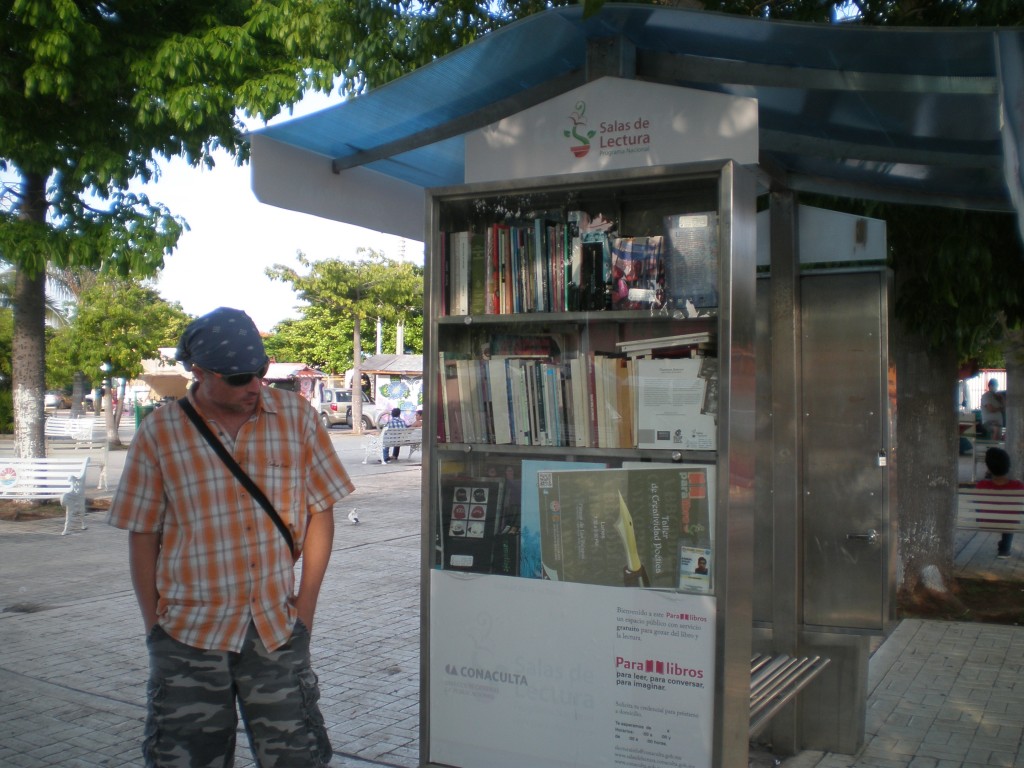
[208,362,269,387]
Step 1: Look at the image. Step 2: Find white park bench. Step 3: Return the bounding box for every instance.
[44,415,107,490]
[362,427,423,464]
[956,488,1024,534]
[0,457,90,535]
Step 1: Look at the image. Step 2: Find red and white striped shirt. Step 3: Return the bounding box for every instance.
[109,387,354,652]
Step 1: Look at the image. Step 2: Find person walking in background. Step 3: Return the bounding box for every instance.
[980,377,1006,440]
[108,307,354,767]
[381,406,407,464]
[977,446,1022,559]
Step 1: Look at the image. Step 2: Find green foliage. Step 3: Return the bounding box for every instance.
[267,250,423,323]
[0,389,11,433]
[46,276,191,386]
[265,250,424,372]
[265,310,357,374]
[886,206,1024,357]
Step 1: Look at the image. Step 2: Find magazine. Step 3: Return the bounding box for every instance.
[536,466,711,588]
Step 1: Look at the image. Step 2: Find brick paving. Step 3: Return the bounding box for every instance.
[1,424,1023,767]
[0,425,421,768]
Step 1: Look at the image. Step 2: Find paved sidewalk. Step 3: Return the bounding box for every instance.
[0,425,422,768]
[1,422,1023,767]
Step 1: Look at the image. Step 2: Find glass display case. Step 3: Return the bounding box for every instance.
[420,160,757,768]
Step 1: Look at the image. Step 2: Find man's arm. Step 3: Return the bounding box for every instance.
[294,510,335,631]
[128,531,161,634]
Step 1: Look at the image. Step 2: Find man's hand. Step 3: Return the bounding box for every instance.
[129,531,161,634]
[293,511,335,633]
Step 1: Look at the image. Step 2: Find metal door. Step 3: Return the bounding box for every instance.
[801,271,894,631]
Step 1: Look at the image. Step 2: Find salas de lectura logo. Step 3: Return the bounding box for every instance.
[564,99,597,158]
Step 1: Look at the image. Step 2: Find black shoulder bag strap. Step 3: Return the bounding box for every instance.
[178,398,296,556]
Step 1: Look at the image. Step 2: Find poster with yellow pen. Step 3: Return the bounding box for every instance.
[537,467,711,590]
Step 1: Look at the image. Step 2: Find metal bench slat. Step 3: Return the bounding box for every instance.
[748,654,831,738]
[957,489,1024,533]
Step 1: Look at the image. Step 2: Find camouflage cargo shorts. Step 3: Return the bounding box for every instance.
[143,620,331,767]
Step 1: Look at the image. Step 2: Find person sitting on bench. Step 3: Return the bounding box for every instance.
[977,446,1024,558]
[381,407,408,464]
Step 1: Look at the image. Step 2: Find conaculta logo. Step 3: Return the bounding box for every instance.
[564,99,597,159]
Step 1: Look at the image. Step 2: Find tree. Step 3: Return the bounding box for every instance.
[47,277,191,446]
[2,0,542,458]
[264,296,425,370]
[267,251,424,433]
[265,310,359,375]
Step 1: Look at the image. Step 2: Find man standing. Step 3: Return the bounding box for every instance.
[109,307,354,767]
[980,377,1006,440]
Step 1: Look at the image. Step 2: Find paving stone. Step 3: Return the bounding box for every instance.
[3,427,1024,768]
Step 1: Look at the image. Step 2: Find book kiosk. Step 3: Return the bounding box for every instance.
[242,8,1013,763]
[420,77,893,768]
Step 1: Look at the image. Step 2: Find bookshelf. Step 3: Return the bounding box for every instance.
[421,161,756,768]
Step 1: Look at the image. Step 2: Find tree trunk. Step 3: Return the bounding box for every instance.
[1003,329,1024,484]
[12,268,46,459]
[893,299,959,596]
[104,385,121,448]
[12,172,48,459]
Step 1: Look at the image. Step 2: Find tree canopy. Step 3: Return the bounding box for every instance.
[267,250,423,431]
[46,276,190,388]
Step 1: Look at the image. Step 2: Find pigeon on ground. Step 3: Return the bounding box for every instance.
[348,509,360,525]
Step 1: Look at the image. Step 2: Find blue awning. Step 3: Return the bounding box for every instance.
[251,3,1024,239]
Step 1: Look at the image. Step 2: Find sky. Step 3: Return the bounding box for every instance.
[133,95,424,333]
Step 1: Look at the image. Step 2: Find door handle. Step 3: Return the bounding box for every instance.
[846,528,878,543]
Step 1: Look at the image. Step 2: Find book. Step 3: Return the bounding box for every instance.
[487,357,514,445]
[593,353,608,447]
[496,223,512,314]
[610,235,665,311]
[663,212,719,316]
[533,218,548,312]
[634,357,718,450]
[507,358,532,445]
[439,475,506,573]
[536,466,712,589]
[454,359,479,444]
[566,211,587,311]
[615,331,712,356]
[614,356,635,448]
[469,230,487,316]
[519,459,606,578]
[623,461,717,594]
[579,237,607,311]
[450,231,471,315]
[440,356,464,443]
[568,356,592,447]
[478,458,522,577]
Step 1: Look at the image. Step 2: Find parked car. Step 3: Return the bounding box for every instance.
[319,388,388,430]
[44,390,70,409]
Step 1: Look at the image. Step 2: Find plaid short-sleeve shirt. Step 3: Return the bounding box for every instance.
[108,387,354,652]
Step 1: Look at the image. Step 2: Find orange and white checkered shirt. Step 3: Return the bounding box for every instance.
[108,387,354,652]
